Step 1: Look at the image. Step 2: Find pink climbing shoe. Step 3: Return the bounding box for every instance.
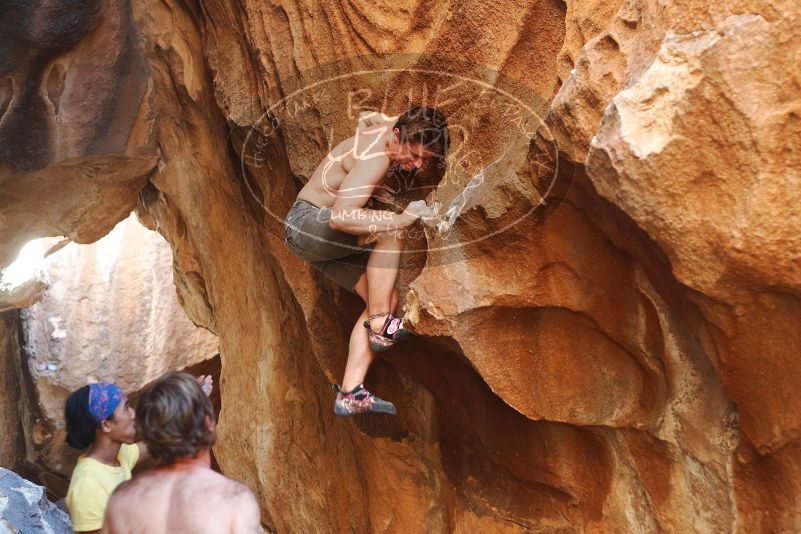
[363,312,410,352]
[333,384,397,416]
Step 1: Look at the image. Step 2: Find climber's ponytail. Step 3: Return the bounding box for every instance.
[64,386,98,449]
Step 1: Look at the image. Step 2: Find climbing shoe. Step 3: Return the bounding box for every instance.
[333,384,397,416]
[364,312,410,352]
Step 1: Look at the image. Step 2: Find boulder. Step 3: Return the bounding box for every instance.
[0,467,71,533]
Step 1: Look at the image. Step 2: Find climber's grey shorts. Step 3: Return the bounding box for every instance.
[283,199,374,293]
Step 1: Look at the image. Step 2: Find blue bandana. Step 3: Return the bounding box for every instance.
[88,383,123,424]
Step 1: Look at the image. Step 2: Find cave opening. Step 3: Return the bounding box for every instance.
[0,213,221,501]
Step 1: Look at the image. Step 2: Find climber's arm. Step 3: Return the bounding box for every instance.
[329,158,414,235]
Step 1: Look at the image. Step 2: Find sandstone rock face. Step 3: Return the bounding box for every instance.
[587,10,801,448]
[17,214,219,475]
[0,466,71,533]
[0,0,157,267]
[567,2,801,531]
[0,0,799,532]
[0,240,50,312]
[0,312,24,470]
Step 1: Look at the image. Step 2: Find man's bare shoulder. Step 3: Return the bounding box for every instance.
[180,471,261,532]
[105,470,160,507]
[198,469,252,495]
[164,467,254,503]
[107,477,137,502]
[104,470,260,534]
[225,481,261,533]
[107,469,254,512]
[102,478,141,532]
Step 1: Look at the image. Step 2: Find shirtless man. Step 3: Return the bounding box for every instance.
[101,372,261,534]
[283,105,449,416]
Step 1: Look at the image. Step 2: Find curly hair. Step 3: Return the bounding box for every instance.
[394,105,450,163]
[135,372,215,464]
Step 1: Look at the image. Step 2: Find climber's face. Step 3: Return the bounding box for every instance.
[101,394,137,444]
[391,129,436,171]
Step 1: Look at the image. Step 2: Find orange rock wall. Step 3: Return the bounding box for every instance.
[0,0,799,531]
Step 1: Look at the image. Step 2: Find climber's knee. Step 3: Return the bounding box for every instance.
[388,228,407,245]
[369,228,406,248]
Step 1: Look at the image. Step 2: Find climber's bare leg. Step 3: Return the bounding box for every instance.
[341,278,398,392]
[360,230,405,332]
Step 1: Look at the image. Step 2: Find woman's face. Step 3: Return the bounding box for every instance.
[104,394,136,444]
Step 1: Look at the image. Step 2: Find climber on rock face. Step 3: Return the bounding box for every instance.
[101,372,260,534]
[283,105,449,416]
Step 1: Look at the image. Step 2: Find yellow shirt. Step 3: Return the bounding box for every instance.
[65,443,140,532]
